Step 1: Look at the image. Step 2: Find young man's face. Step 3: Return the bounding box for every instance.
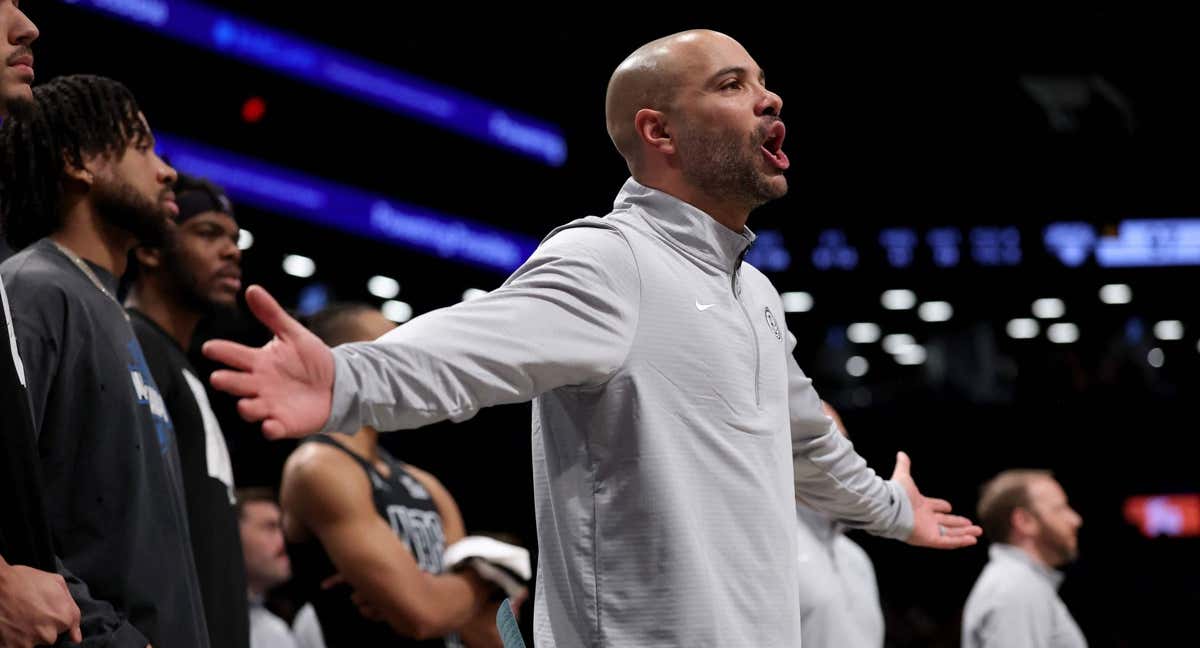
[0,0,38,116]
[88,112,179,246]
[239,500,292,590]
[164,210,242,310]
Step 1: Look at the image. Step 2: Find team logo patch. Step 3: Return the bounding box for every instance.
[764,306,782,341]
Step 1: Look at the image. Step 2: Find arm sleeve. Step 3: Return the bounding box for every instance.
[786,331,913,540]
[56,557,149,648]
[10,312,58,440]
[322,225,641,434]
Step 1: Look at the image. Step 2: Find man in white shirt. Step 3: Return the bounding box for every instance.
[962,470,1087,647]
[238,489,299,648]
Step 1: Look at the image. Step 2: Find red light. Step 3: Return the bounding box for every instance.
[241,97,266,123]
[1124,494,1200,538]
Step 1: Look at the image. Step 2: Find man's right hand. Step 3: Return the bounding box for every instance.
[0,563,82,647]
[203,285,336,439]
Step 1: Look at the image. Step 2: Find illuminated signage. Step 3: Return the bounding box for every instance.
[61,0,567,165]
[156,133,539,272]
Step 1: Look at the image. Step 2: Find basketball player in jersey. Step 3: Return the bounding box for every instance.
[281,304,522,648]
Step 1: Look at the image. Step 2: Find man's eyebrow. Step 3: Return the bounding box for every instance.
[708,66,766,85]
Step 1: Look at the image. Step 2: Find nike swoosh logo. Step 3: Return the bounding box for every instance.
[695,301,715,311]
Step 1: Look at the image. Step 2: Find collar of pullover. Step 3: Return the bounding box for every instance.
[990,543,1066,589]
[613,177,756,275]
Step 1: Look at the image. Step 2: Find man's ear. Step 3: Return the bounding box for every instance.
[1011,507,1038,537]
[634,109,675,156]
[62,154,97,189]
[134,245,163,270]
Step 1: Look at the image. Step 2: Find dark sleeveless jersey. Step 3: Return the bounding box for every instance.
[289,435,463,648]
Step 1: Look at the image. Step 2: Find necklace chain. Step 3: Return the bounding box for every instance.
[49,240,130,323]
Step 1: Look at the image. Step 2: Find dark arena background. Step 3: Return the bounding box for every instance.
[27,3,1200,645]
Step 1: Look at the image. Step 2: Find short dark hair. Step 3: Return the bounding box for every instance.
[976,469,1054,543]
[305,303,381,347]
[0,75,151,249]
[235,487,279,519]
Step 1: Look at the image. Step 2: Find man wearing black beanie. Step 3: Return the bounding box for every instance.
[125,173,250,648]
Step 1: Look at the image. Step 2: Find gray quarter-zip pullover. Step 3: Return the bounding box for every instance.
[963,544,1087,648]
[323,178,913,647]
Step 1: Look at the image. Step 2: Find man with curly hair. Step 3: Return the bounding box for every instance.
[1,74,209,648]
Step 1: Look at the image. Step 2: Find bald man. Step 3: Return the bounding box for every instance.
[204,30,981,647]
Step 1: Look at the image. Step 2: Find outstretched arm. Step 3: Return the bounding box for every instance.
[787,332,980,548]
[205,226,640,439]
